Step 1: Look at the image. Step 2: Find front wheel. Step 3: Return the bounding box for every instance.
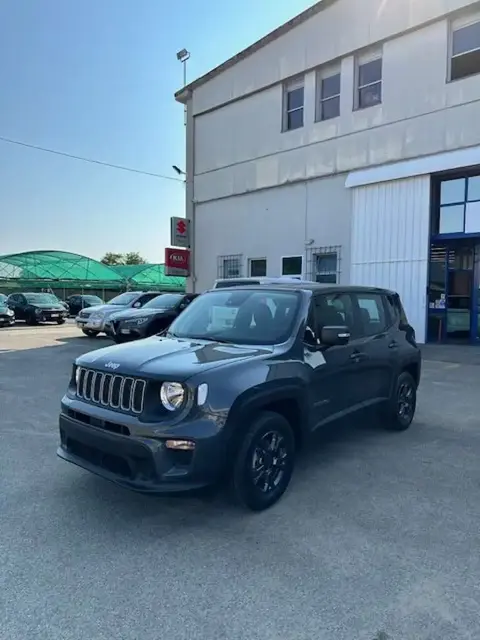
[57,318,66,325]
[82,329,99,338]
[382,371,417,431]
[231,411,295,511]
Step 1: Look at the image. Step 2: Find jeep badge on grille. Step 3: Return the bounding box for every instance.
[105,362,120,370]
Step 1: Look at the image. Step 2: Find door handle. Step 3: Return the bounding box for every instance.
[349,351,367,362]
[388,341,399,349]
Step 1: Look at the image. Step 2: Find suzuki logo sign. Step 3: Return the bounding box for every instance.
[170,216,190,248]
[164,247,190,277]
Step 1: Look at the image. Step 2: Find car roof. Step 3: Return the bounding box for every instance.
[206,283,398,296]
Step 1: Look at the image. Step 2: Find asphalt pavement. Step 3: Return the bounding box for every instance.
[1,324,480,640]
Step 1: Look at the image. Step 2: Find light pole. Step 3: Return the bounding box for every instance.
[176,48,190,126]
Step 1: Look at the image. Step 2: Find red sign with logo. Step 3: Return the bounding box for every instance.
[164,247,190,276]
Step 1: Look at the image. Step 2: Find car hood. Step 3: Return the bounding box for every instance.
[0,304,11,314]
[79,304,125,316]
[31,303,65,310]
[76,336,273,379]
[111,308,171,321]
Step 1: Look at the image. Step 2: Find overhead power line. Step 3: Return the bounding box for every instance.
[0,135,184,182]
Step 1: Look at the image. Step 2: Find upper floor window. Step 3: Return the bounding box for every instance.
[316,70,340,121]
[283,78,304,131]
[450,18,480,81]
[355,53,382,109]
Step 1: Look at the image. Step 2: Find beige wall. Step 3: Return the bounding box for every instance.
[192,2,480,203]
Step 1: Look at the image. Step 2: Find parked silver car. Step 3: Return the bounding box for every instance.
[75,291,161,337]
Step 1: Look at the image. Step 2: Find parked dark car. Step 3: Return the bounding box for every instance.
[8,292,68,325]
[75,291,161,337]
[66,294,104,317]
[58,283,421,511]
[0,293,15,327]
[105,293,199,343]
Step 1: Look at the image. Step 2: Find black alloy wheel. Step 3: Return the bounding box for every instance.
[57,318,66,325]
[383,371,417,431]
[232,411,295,511]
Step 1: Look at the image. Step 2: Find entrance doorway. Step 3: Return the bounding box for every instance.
[427,242,480,343]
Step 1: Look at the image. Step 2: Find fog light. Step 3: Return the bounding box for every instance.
[165,439,195,451]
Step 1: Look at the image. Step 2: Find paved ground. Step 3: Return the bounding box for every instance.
[1,325,480,640]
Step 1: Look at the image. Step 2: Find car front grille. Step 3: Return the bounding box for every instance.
[79,310,91,319]
[76,368,146,414]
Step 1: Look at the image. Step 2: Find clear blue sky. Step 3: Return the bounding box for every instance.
[0,0,313,262]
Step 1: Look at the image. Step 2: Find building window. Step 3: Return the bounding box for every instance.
[249,258,267,277]
[356,55,382,109]
[281,256,302,278]
[450,18,480,81]
[306,246,341,283]
[283,78,304,131]
[316,71,340,121]
[218,254,242,279]
[436,175,480,234]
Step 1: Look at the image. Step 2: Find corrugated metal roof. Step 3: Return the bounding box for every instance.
[175,0,338,102]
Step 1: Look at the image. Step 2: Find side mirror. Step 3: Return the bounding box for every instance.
[320,325,350,346]
[178,303,186,310]
[132,301,141,308]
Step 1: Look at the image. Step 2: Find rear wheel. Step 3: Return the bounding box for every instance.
[82,329,99,338]
[382,371,417,431]
[231,411,295,511]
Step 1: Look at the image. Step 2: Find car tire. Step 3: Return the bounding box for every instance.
[231,411,295,511]
[57,319,66,325]
[82,329,99,338]
[26,315,38,326]
[382,371,417,431]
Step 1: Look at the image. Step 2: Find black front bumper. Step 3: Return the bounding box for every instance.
[57,411,225,493]
[0,315,14,326]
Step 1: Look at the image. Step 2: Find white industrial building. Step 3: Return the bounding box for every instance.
[175,0,480,345]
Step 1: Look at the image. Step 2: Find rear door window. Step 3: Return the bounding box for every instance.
[354,293,387,337]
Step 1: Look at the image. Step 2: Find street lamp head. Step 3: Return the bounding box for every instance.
[176,48,190,62]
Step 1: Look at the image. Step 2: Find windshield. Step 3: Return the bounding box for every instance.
[83,295,103,304]
[25,293,59,304]
[143,294,183,309]
[107,292,139,306]
[168,289,300,345]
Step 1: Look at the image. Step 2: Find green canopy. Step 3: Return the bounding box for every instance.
[111,264,185,291]
[0,250,185,292]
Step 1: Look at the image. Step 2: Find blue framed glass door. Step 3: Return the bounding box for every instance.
[427,242,479,343]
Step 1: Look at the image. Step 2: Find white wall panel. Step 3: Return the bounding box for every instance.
[193,175,351,292]
[350,177,430,343]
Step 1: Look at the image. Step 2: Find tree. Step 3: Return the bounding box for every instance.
[101,252,147,265]
[101,252,124,266]
[123,252,147,265]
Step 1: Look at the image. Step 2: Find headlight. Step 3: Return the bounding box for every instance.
[35,308,42,315]
[132,317,149,326]
[6,309,13,316]
[74,366,81,385]
[160,382,185,411]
